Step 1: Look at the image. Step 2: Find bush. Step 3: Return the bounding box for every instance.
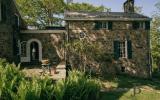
[54,70,101,100]
[0,59,54,100]
[0,59,101,100]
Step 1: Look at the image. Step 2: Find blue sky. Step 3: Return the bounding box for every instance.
[74,0,158,17]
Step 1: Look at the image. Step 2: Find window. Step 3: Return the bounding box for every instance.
[102,22,108,29]
[114,40,132,60]
[119,41,128,58]
[21,42,27,57]
[132,21,150,30]
[95,21,112,30]
[139,22,145,29]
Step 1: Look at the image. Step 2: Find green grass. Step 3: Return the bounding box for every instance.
[100,75,160,100]
[100,90,160,100]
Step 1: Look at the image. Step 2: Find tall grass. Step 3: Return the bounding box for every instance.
[0,59,101,100]
[0,59,54,100]
[54,70,101,100]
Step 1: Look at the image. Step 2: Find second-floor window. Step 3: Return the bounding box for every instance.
[132,21,150,30]
[95,21,112,30]
[102,22,108,29]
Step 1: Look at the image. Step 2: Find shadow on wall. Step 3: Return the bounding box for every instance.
[50,34,65,65]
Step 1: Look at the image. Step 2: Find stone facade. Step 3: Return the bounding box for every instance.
[0,0,152,78]
[66,20,151,78]
[20,31,65,65]
[0,0,25,62]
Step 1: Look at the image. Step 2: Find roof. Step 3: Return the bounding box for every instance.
[64,11,152,21]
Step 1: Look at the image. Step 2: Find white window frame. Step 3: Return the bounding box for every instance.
[102,22,108,29]
[139,22,145,29]
[20,41,27,57]
[119,40,128,58]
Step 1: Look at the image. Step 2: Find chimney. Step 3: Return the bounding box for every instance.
[123,0,134,13]
[67,0,73,4]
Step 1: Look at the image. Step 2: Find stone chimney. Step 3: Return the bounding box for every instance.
[67,0,73,4]
[123,0,134,13]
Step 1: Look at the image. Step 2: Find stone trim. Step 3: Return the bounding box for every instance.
[20,39,42,62]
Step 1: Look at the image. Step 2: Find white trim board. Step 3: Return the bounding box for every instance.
[21,30,66,34]
[20,39,42,62]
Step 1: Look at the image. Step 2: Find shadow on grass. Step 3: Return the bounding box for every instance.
[99,74,160,100]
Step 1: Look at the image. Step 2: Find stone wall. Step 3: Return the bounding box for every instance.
[67,21,150,78]
[0,27,14,61]
[0,0,25,62]
[20,33,65,65]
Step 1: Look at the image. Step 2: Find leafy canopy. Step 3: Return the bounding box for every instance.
[16,0,109,28]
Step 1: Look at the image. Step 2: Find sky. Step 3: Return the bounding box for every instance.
[74,0,158,17]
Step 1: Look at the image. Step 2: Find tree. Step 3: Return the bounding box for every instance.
[67,3,110,12]
[134,6,143,14]
[151,1,160,70]
[16,0,109,28]
[16,0,65,28]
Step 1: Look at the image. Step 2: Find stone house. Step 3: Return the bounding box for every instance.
[0,0,152,77]
[0,0,25,63]
[65,0,152,77]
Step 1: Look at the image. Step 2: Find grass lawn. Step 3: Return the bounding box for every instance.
[100,75,160,100]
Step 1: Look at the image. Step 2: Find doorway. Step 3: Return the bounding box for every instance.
[30,41,39,62]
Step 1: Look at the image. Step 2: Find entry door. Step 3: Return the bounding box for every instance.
[30,42,39,61]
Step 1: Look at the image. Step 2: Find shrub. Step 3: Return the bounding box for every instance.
[0,59,101,100]
[54,70,101,100]
[0,59,54,100]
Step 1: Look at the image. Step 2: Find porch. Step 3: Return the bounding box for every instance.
[22,62,66,80]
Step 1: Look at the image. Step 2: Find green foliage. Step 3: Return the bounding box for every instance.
[16,0,65,27]
[0,59,54,100]
[0,59,101,100]
[67,3,110,12]
[54,70,101,100]
[151,1,160,70]
[16,0,109,28]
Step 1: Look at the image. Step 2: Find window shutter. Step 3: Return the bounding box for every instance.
[127,40,132,59]
[108,21,113,30]
[0,2,1,21]
[114,41,120,60]
[95,21,101,30]
[1,3,6,21]
[132,22,139,30]
[145,21,150,30]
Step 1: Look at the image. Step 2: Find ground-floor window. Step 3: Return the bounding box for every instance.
[119,41,128,58]
[114,40,132,60]
[21,41,27,57]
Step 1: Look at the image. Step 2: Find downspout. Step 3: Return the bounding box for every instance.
[13,13,20,64]
[148,28,152,78]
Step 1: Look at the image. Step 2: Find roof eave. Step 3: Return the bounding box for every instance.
[64,18,152,21]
